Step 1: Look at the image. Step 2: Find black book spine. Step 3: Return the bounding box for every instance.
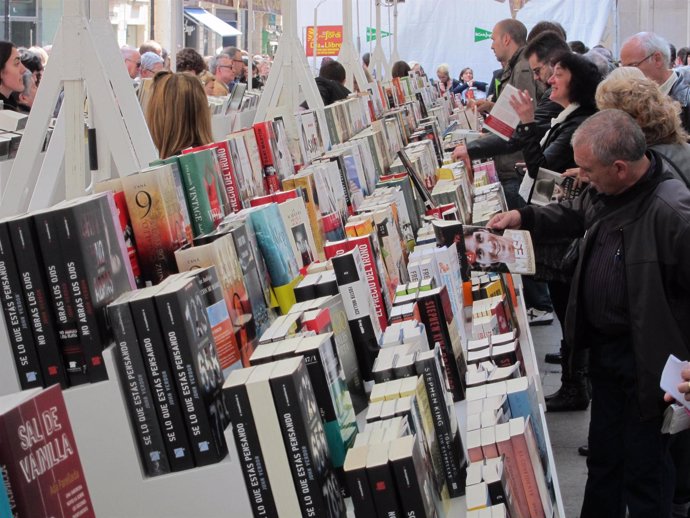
[8,217,67,388]
[415,353,464,498]
[314,276,339,297]
[32,212,88,386]
[343,453,376,518]
[367,456,402,518]
[0,222,43,389]
[417,294,463,401]
[270,359,345,518]
[53,207,109,383]
[390,440,430,518]
[294,281,316,303]
[130,295,195,471]
[108,298,171,476]
[225,379,279,518]
[155,280,228,466]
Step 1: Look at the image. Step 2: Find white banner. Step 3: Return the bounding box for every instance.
[296,0,613,87]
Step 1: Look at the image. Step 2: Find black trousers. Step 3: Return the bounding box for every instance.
[580,339,674,518]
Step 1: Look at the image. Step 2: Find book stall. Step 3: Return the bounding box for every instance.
[0,0,567,516]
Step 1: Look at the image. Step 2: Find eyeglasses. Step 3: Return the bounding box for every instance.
[532,65,544,76]
[217,65,233,70]
[620,53,655,68]
[126,58,141,68]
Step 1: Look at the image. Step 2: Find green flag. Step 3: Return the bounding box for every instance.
[366,27,392,42]
[474,27,492,42]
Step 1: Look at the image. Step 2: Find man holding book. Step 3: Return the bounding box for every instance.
[489,109,690,518]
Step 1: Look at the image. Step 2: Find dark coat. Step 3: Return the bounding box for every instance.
[520,151,690,419]
[515,104,597,179]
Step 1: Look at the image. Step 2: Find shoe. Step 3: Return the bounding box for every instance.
[578,445,589,457]
[545,387,562,401]
[545,352,562,364]
[527,308,554,326]
[546,386,589,412]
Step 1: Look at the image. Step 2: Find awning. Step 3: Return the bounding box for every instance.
[184,7,242,37]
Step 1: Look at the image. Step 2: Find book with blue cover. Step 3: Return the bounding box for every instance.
[248,203,299,288]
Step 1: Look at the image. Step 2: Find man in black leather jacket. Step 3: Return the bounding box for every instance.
[489,110,690,518]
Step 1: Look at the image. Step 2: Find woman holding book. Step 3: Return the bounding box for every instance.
[508,51,602,412]
[451,67,489,99]
[0,41,27,112]
[146,71,213,159]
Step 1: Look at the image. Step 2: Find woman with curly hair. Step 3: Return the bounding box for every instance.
[595,76,690,181]
[175,47,207,76]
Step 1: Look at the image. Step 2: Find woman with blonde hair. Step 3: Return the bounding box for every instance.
[146,71,213,159]
[595,75,690,181]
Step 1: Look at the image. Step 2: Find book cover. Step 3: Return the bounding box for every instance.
[460,226,536,276]
[283,172,326,260]
[248,203,300,288]
[7,215,67,388]
[177,149,226,237]
[252,121,283,193]
[238,129,268,198]
[294,333,357,492]
[227,222,274,338]
[183,141,242,213]
[297,110,326,164]
[108,292,171,476]
[310,295,367,414]
[154,275,229,466]
[52,194,136,383]
[151,157,195,245]
[0,385,95,518]
[278,197,318,270]
[495,421,531,518]
[269,356,346,518]
[508,417,546,518]
[0,218,44,389]
[93,179,144,288]
[223,367,279,518]
[226,134,261,207]
[128,284,196,472]
[175,235,255,370]
[122,164,190,286]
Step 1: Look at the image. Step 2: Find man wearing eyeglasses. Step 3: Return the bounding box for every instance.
[620,32,690,132]
[214,46,244,90]
[120,47,141,80]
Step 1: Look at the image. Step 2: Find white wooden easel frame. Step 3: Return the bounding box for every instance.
[369,0,389,80]
[338,0,370,92]
[254,0,331,148]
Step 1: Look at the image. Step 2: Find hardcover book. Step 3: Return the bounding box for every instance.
[0,217,44,389]
[128,283,196,472]
[121,164,190,286]
[108,292,171,476]
[269,356,346,518]
[0,385,95,518]
[154,275,229,466]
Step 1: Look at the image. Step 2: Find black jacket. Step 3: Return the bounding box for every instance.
[519,150,690,419]
[515,104,597,179]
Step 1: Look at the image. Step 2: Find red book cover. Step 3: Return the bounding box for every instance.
[324,236,388,331]
[253,121,281,194]
[0,385,95,518]
[249,193,276,207]
[183,141,242,214]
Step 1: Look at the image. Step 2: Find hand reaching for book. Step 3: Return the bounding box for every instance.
[473,99,494,114]
[487,210,522,230]
[508,89,535,124]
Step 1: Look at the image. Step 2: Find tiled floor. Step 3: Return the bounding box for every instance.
[531,319,589,518]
